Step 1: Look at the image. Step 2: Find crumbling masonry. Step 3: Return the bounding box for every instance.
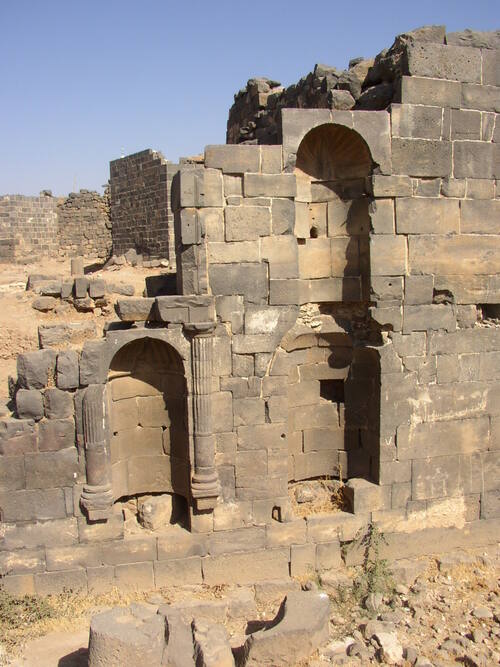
[0,26,499,596]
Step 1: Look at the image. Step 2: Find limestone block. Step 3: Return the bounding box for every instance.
[0,518,78,551]
[395,197,459,234]
[462,83,500,112]
[38,417,75,451]
[298,239,331,279]
[157,525,208,560]
[207,241,259,264]
[0,455,25,490]
[209,263,267,304]
[56,350,79,390]
[116,297,156,322]
[156,557,203,587]
[88,605,166,667]
[44,387,74,419]
[80,340,107,386]
[225,206,270,241]
[454,141,498,179]
[327,198,370,237]
[0,488,67,522]
[193,621,234,667]
[110,397,138,433]
[391,104,443,139]
[25,448,79,489]
[369,175,412,198]
[466,179,495,199]
[410,234,500,276]
[482,48,500,86]
[405,42,481,83]
[0,418,37,455]
[392,138,452,177]
[290,543,316,576]
[369,199,394,234]
[74,276,89,298]
[45,543,102,571]
[403,304,455,333]
[38,322,97,349]
[260,145,282,174]
[398,417,489,461]
[241,591,330,666]
[398,75,460,108]
[260,235,298,279]
[136,396,170,428]
[461,199,500,234]
[17,349,57,390]
[16,389,44,421]
[237,423,286,451]
[205,144,260,173]
[244,173,296,198]
[292,450,339,480]
[330,237,360,276]
[411,455,460,500]
[89,279,106,299]
[271,198,294,235]
[370,236,406,276]
[371,276,403,302]
[303,427,344,452]
[201,548,289,585]
[404,275,434,305]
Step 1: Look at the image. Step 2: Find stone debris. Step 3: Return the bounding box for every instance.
[240,591,330,666]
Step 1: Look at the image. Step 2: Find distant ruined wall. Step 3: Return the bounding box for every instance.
[0,190,112,262]
[57,189,112,260]
[0,194,59,262]
[227,27,500,144]
[109,150,178,266]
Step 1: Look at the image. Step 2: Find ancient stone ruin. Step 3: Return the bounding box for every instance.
[0,25,499,620]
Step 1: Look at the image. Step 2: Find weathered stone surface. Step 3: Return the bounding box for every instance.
[32,296,57,312]
[205,144,260,173]
[392,139,451,177]
[56,350,79,390]
[44,388,74,419]
[244,173,296,198]
[88,605,166,667]
[38,322,97,349]
[209,263,267,304]
[193,621,235,667]
[17,349,57,390]
[225,206,270,241]
[241,591,330,666]
[16,389,44,421]
[38,418,75,451]
[405,42,481,83]
[396,198,459,234]
[116,298,156,322]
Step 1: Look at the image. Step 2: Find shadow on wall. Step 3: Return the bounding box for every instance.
[106,338,190,514]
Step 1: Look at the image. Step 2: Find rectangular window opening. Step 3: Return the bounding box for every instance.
[320,379,344,403]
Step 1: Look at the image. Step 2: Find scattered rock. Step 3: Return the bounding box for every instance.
[138,494,173,530]
[32,296,57,312]
[373,631,403,664]
[472,606,493,619]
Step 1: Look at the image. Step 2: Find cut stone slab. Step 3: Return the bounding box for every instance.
[240,591,330,666]
[193,621,235,667]
[88,604,166,667]
[162,608,196,667]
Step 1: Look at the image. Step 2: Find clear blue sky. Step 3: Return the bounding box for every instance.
[1,0,498,196]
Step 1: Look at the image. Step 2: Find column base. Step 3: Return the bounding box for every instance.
[80,484,114,521]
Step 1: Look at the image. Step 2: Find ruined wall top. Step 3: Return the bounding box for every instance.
[227,26,500,144]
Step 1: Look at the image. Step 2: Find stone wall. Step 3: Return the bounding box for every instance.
[57,190,111,259]
[0,193,59,261]
[227,27,500,145]
[0,26,499,595]
[109,150,178,266]
[0,190,111,262]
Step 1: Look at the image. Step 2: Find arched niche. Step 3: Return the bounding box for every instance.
[294,123,373,301]
[106,337,190,504]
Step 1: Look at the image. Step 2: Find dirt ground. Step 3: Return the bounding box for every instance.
[0,257,165,405]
